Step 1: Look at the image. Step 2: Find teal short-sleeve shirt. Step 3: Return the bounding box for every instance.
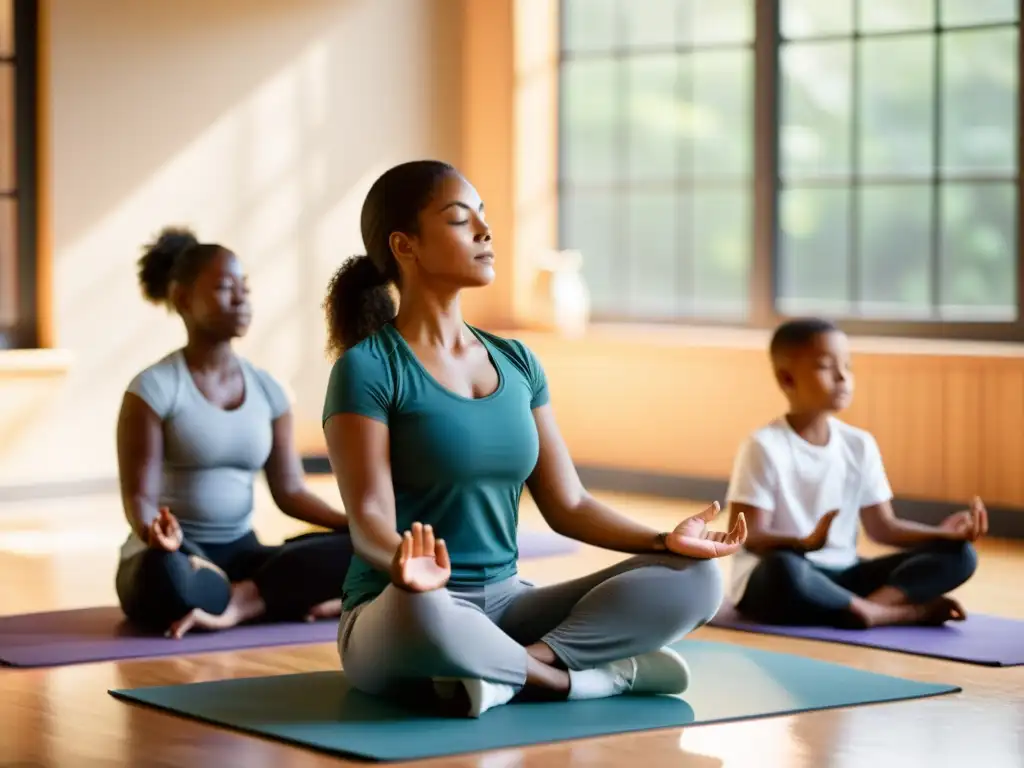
[322,323,550,611]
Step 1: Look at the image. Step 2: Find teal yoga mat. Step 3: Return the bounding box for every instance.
[109,640,958,762]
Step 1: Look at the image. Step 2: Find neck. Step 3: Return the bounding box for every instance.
[785,410,831,446]
[182,334,235,371]
[394,286,467,348]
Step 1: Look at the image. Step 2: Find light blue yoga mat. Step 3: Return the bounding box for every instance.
[109,640,958,762]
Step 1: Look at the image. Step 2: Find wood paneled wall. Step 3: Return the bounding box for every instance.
[519,328,1024,510]
[298,327,1024,512]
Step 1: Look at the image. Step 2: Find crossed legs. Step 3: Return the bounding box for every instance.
[338,553,724,714]
[736,541,978,628]
[116,530,354,635]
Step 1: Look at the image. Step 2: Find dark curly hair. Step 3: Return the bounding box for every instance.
[137,226,225,308]
[322,160,458,356]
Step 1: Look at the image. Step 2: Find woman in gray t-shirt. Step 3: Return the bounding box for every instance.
[115,227,352,639]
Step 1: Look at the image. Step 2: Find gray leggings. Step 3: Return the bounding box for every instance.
[337,553,724,695]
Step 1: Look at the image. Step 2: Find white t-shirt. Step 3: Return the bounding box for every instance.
[725,416,894,605]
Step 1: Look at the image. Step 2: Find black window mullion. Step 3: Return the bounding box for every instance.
[752,0,780,326]
[1017,0,1024,321]
[930,3,943,316]
[614,2,629,312]
[674,2,688,318]
[8,0,37,349]
[849,0,862,315]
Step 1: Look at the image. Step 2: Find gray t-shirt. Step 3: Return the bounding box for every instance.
[119,349,291,559]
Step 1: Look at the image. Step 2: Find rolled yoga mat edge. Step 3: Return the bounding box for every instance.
[107,640,961,762]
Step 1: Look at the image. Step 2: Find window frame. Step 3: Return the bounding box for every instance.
[0,0,38,350]
[556,0,1024,342]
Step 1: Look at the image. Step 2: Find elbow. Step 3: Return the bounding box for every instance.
[865,529,893,547]
[539,492,590,536]
[268,478,305,510]
[346,497,394,540]
[269,488,296,512]
[860,520,891,545]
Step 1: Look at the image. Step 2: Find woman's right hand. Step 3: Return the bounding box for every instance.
[146,507,183,552]
[390,522,451,593]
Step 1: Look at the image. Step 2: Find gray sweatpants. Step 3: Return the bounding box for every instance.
[337,553,724,695]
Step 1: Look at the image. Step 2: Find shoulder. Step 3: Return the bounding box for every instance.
[472,328,543,376]
[323,329,400,423]
[729,419,790,479]
[329,329,400,383]
[125,351,185,418]
[745,417,790,457]
[473,328,548,406]
[129,350,182,385]
[239,358,292,418]
[830,418,882,459]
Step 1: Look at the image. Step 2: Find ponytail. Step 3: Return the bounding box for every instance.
[323,254,396,356]
[323,159,457,357]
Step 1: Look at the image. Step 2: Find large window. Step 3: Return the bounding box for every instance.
[558,0,1022,340]
[0,0,37,350]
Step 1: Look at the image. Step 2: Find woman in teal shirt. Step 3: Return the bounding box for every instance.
[322,160,747,717]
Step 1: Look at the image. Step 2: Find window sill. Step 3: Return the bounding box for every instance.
[0,348,75,375]
[498,322,1024,359]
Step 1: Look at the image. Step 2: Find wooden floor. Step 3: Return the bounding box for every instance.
[1,479,1022,768]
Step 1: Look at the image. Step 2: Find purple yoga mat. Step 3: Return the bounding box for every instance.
[709,604,1024,667]
[518,529,581,557]
[0,531,580,668]
[0,607,338,668]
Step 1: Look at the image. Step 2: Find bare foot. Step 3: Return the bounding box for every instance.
[916,596,967,626]
[304,598,343,622]
[849,596,921,628]
[167,580,266,639]
[167,607,236,639]
[849,594,967,628]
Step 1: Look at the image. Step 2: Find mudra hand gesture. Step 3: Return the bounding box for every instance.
[146,507,183,552]
[390,522,451,592]
[939,496,988,542]
[798,509,840,553]
[665,502,747,559]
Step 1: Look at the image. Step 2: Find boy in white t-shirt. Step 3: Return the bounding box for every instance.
[725,318,987,629]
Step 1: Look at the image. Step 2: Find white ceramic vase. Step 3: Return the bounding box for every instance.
[532,249,591,338]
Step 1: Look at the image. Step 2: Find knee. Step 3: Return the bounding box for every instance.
[687,558,725,622]
[344,589,477,689]
[756,551,806,592]
[387,589,465,660]
[117,549,191,626]
[943,540,979,584]
[124,549,181,595]
[651,557,725,630]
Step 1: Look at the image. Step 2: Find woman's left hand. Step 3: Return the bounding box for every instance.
[665,502,747,559]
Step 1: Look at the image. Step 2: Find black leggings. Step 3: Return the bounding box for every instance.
[736,541,978,628]
[115,529,353,631]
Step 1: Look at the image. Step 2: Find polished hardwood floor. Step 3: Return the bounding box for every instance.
[1,479,1022,768]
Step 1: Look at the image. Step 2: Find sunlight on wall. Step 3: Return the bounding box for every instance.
[0,0,461,489]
